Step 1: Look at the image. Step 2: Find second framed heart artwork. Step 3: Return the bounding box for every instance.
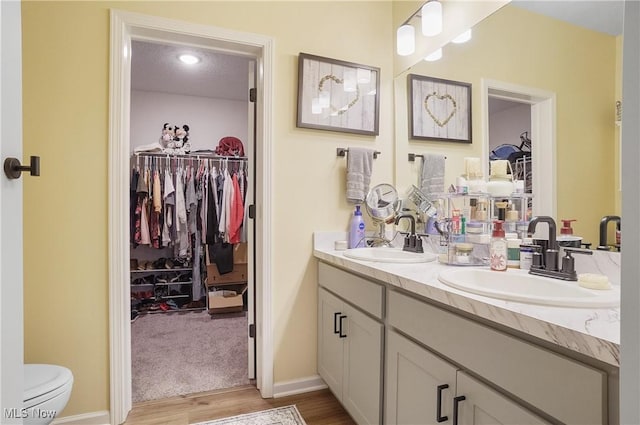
[296,53,380,136]
[408,74,472,143]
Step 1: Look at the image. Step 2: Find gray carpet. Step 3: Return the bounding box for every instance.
[193,406,307,425]
[132,311,250,402]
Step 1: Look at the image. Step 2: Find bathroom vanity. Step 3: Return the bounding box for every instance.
[314,232,619,425]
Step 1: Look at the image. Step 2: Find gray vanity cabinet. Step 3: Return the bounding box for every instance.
[317,261,609,425]
[386,330,549,425]
[385,330,457,424]
[318,263,384,425]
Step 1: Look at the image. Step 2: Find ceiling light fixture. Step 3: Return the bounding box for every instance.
[178,54,200,65]
[424,48,443,62]
[397,24,416,56]
[422,0,443,37]
[452,29,472,44]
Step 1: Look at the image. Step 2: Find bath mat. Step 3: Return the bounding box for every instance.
[193,405,306,425]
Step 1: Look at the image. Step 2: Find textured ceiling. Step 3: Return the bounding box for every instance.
[131,40,251,101]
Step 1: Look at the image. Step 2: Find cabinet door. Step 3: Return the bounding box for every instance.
[385,330,457,425]
[342,302,383,425]
[318,288,344,398]
[455,372,551,425]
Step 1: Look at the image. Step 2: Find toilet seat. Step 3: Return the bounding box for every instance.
[24,364,73,409]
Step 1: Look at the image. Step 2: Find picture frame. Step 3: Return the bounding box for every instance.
[297,53,380,136]
[408,74,472,143]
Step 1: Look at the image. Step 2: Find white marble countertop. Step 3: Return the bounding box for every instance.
[313,232,620,367]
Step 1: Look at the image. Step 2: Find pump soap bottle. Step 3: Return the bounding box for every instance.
[490,220,508,271]
[349,205,366,249]
[557,219,582,248]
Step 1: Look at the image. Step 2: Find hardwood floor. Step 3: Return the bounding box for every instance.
[124,385,357,425]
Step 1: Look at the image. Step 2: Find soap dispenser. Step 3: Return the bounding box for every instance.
[557,219,582,248]
[490,220,508,271]
[349,205,366,249]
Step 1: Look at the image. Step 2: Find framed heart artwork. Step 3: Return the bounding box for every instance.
[297,53,380,135]
[408,74,472,143]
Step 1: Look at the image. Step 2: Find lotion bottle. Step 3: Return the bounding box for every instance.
[349,205,366,249]
[490,220,507,271]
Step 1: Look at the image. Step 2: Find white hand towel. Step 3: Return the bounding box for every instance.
[346,147,375,203]
[420,154,446,195]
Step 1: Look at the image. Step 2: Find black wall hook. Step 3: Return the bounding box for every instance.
[4,156,40,179]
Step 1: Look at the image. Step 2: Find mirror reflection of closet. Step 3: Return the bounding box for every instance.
[488,97,532,198]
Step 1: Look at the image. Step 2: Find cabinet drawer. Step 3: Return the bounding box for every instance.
[318,262,383,319]
[388,290,606,425]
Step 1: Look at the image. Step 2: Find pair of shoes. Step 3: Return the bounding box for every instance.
[130,259,139,270]
[159,302,170,311]
[155,275,169,283]
[132,276,154,285]
[152,258,167,270]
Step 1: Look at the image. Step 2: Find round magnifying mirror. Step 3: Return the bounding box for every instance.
[365,183,400,225]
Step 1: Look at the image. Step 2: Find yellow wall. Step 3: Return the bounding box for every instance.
[394,5,618,245]
[21,1,394,417]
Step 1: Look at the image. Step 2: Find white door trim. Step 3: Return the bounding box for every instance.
[108,10,274,424]
[481,78,557,218]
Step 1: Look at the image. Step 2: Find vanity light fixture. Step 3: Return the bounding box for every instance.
[397,24,416,56]
[357,68,372,84]
[178,53,200,65]
[343,70,357,92]
[424,48,443,62]
[422,0,443,37]
[452,29,472,44]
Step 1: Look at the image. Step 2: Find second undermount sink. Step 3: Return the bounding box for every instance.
[437,268,620,308]
[343,247,438,264]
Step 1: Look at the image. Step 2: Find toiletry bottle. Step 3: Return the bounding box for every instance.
[507,238,522,268]
[490,220,507,271]
[519,237,534,270]
[349,205,366,249]
[557,219,582,248]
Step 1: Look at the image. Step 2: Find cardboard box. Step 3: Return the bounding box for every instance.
[208,285,247,314]
[206,263,247,285]
[205,242,248,265]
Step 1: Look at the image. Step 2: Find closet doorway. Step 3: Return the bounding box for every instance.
[109,10,275,424]
[481,79,557,218]
[129,40,256,402]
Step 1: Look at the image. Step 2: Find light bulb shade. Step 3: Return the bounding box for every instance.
[422,1,443,37]
[424,48,442,62]
[397,25,415,56]
[311,98,322,114]
[343,70,357,92]
[357,68,371,84]
[452,29,472,44]
[319,91,330,108]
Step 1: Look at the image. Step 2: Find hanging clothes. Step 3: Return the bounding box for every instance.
[228,172,244,244]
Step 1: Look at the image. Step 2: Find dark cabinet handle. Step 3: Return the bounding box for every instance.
[436,384,449,422]
[339,315,347,338]
[333,312,341,334]
[453,395,466,425]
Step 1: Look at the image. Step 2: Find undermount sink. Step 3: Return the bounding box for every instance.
[343,247,438,264]
[437,268,620,308]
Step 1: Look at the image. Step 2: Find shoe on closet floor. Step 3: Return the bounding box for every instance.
[131,310,139,323]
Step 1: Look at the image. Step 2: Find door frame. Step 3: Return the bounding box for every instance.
[108,10,274,424]
[481,79,556,218]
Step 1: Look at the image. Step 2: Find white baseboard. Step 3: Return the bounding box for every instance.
[51,410,110,425]
[273,375,328,398]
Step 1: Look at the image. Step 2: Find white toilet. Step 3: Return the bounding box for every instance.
[24,364,73,425]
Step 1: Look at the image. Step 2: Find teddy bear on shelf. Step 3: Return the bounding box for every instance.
[159,123,176,149]
[174,125,190,153]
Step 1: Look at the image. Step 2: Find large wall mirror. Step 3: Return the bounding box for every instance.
[393,1,623,246]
